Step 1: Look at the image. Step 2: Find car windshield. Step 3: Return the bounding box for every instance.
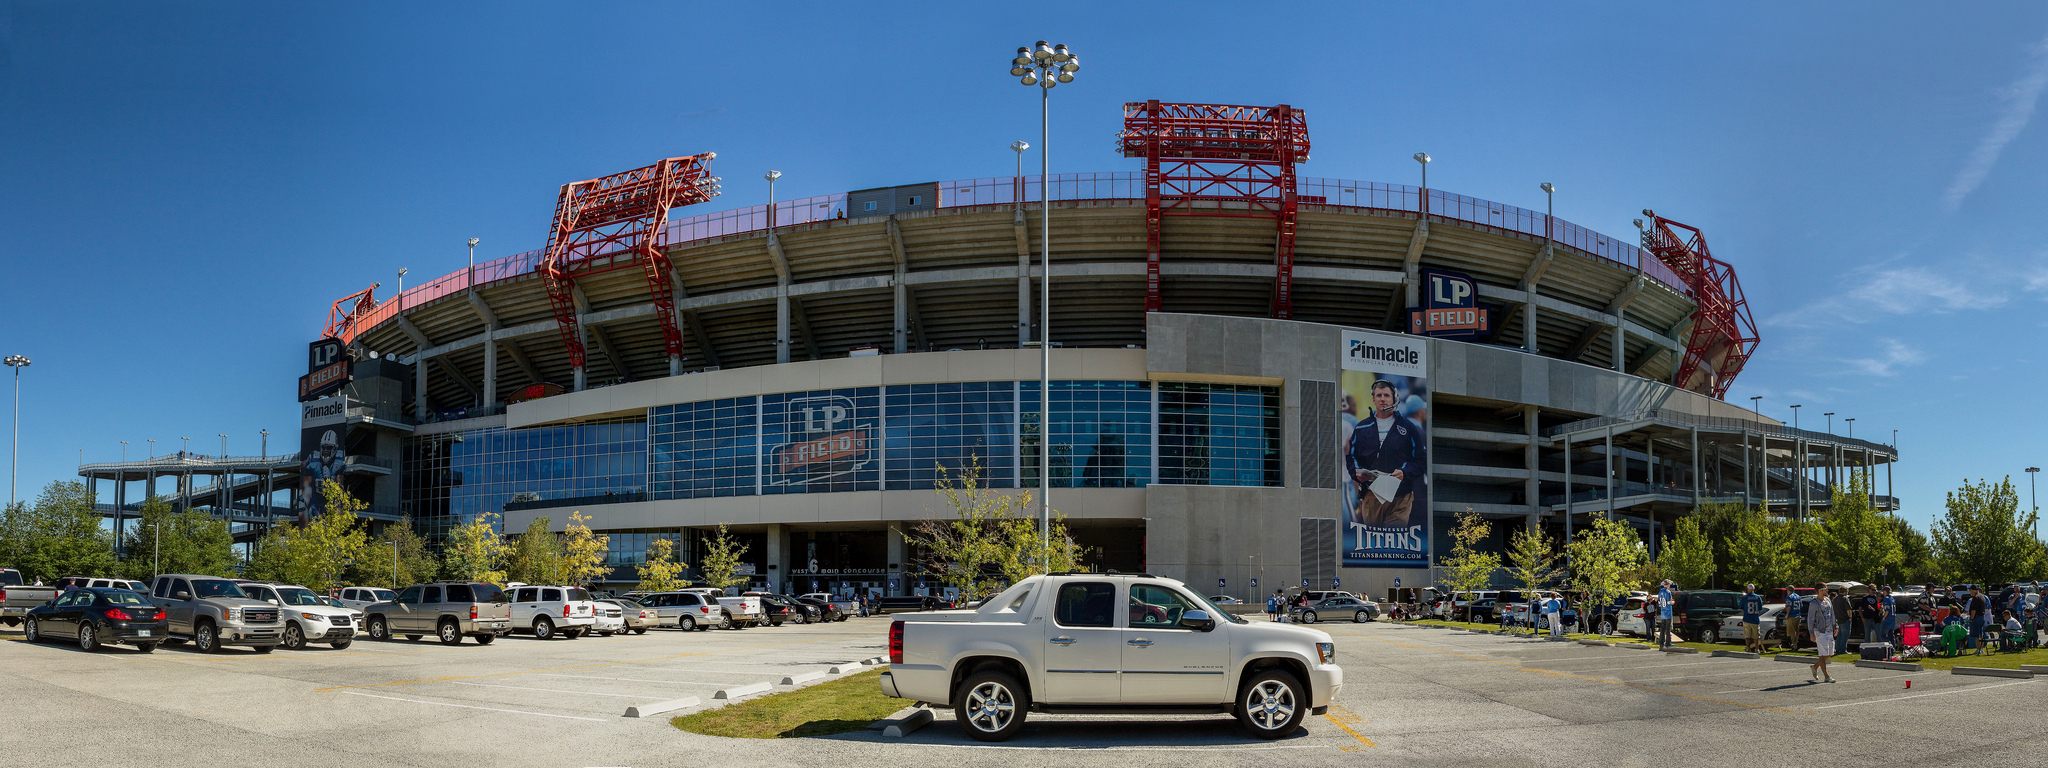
[1190,591,1247,624]
[191,580,246,598]
[276,587,324,606]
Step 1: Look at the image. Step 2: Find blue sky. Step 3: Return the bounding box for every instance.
[2,2,2046,533]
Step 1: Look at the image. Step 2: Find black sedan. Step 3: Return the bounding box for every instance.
[794,595,843,622]
[25,588,169,652]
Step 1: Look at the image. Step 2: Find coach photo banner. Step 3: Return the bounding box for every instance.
[1338,329,1430,568]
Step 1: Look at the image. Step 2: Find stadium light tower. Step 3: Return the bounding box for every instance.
[1010,140,1029,207]
[764,170,782,229]
[1539,182,1555,241]
[5,354,28,507]
[1011,39,1079,571]
[468,237,480,286]
[1825,411,1835,434]
[1790,403,1801,431]
[1414,153,1431,214]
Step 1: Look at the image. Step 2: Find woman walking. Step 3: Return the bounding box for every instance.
[1808,583,1837,683]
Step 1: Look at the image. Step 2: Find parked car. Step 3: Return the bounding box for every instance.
[746,592,802,626]
[794,595,844,622]
[590,600,627,636]
[609,597,658,634]
[880,573,1342,741]
[24,587,168,652]
[679,588,765,628]
[236,581,359,650]
[507,585,598,639]
[363,582,512,645]
[1710,604,1784,645]
[146,575,285,653]
[1295,595,1378,624]
[1503,595,1579,630]
[874,595,943,614]
[1668,590,1745,642]
[1207,595,1245,605]
[0,568,62,627]
[641,591,725,631]
[335,586,397,612]
[1468,598,1501,623]
[54,576,150,593]
[1614,597,1650,637]
[799,592,858,619]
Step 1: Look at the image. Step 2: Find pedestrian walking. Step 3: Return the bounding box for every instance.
[1781,584,1804,652]
[1740,584,1765,653]
[1656,580,1675,649]
[1809,583,1837,683]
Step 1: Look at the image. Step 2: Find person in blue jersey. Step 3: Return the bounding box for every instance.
[1741,584,1765,653]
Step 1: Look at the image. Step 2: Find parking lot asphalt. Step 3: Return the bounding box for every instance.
[2,618,2039,768]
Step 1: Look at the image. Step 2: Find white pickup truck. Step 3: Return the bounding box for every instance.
[880,573,1342,741]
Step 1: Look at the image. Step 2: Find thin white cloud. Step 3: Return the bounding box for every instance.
[1765,265,2006,329]
[1842,338,1925,377]
[1942,34,2048,211]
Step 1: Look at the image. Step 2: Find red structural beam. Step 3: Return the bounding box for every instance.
[539,153,720,373]
[324,284,380,342]
[1641,211,1759,399]
[1119,101,1310,318]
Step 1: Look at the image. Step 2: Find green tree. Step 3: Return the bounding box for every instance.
[1724,507,1795,588]
[1437,511,1499,622]
[696,523,751,592]
[507,516,563,585]
[1686,502,1746,588]
[1932,476,2041,585]
[635,536,687,592]
[1657,516,1716,589]
[243,480,369,592]
[442,512,508,583]
[348,518,439,588]
[1568,517,1647,635]
[906,459,1087,601]
[1504,526,1558,634]
[1816,472,1903,582]
[1779,519,1826,586]
[9,481,117,582]
[560,511,611,587]
[1879,516,1941,585]
[118,496,239,580]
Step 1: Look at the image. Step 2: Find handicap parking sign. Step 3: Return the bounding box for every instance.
[1301,578,1309,588]
[1251,578,1259,588]
[1394,577,1402,588]
[1218,578,1226,591]
[888,579,898,591]
[1332,577,1341,588]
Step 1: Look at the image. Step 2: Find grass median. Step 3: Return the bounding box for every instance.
[670,669,905,739]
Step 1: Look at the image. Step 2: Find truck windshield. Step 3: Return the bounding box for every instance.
[191,580,247,599]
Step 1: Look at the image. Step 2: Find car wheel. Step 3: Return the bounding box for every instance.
[473,634,496,645]
[1236,668,1306,738]
[718,613,733,630]
[135,643,157,653]
[1599,619,1615,636]
[678,616,696,632]
[78,622,99,652]
[1301,611,1317,624]
[1702,626,1720,645]
[252,644,275,654]
[368,617,390,641]
[533,617,555,640]
[438,619,463,645]
[283,623,306,650]
[23,617,38,643]
[195,621,221,653]
[954,668,1029,742]
[634,627,648,635]
[1355,611,1368,623]
[331,639,351,650]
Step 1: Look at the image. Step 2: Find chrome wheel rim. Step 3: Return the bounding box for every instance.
[197,626,215,651]
[79,624,95,650]
[680,617,693,631]
[285,624,304,648]
[24,618,37,642]
[535,620,552,639]
[1245,679,1297,731]
[441,623,459,643]
[964,681,1016,733]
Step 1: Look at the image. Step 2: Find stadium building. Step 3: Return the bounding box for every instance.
[81,101,1898,599]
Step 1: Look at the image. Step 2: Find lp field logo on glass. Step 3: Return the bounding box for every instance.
[772,395,873,485]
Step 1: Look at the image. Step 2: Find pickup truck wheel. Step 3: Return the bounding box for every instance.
[367,617,390,641]
[439,620,464,645]
[533,617,555,640]
[717,613,732,630]
[678,616,696,632]
[1237,669,1305,738]
[283,623,306,650]
[954,669,1028,742]
[77,622,99,652]
[195,622,221,653]
[23,617,39,643]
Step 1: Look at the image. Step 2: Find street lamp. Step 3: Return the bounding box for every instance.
[4,354,28,508]
[219,433,228,459]
[764,170,781,229]
[151,522,161,578]
[1539,182,1555,241]
[1012,39,1079,571]
[392,539,400,586]
[396,266,409,312]
[1010,140,1030,207]
[2027,467,2040,538]
[1790,404,1802,431]
[1749,395,1762,416]
[1845,418,1855,438]
[180,435,190,454]
[1414,152,1431,214]
[147,438,156,459]
[1824,412,1835,434]
[120,440,128,463]
[467,237,480,286]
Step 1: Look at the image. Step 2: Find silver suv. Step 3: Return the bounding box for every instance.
[149,574,285,653]
[363,582,512,645]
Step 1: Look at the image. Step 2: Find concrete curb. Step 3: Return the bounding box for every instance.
[714,682,774,700]
[1713,651,1762,659]
[828,663,865,674]
[780,671,826,686]
[2020,665,2048,674]
[880,708,935,738]
[1655,646,1697,654]
[1544,636,1573,642]
[623,696,702,718]
[1951,667,2034,679]
[1853,660,1920,671]
[865,656,887,665]
[1577,639,1612,646]
[1775,654,1819,664]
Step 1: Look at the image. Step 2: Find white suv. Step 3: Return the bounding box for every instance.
[336,586,396,612]
[238,582,360,650]
[590,600,627,636]
[508,585,598,639]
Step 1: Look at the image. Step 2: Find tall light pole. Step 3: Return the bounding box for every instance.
[151,523,161,578]
[1790,404,1802,431]
[1824,412,1835,434]
[219,433,228,458]
[764,170,781,229]
[180,435,190,455]
[1011,140,1029,207]
[1414,153,1431,214]
[1845,418,1855,438]
[120,440,128,463]
[1539,182,1555,242]
[392,539,400,586]
[1749,395,1762,416]
[2027,467,2040,538]
[5,354,30,508]
[1012,39,1078,571]
[147,438,156,459]
[467,237,480,285]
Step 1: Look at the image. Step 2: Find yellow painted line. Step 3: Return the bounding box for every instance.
[1322,703,1375,748]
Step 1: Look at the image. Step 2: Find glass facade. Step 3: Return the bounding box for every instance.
[1157,382,1283,487]
[403,418,647,540]
[884,382,1016,490]
[761,387,882,494]
[602,530,685,568]
[649,396,758,499]
[1021,381,1153,489]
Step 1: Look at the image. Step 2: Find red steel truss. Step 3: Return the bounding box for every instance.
[1640,210,1758,399]
[1119,101,1310,317]
[539,153,720,372]
[324,284,380,342]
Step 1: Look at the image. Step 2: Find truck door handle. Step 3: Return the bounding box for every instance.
[1049,636,1076,645]
[1126,638,1153,647]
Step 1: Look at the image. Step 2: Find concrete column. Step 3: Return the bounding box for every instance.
[765,524,786,592]
[1562,434,1574,545]
[1646,434,1656,489]
[775,283,791,364]
[886,525,907,596]
[481,332,498,407]
[1523,300,1539,352]
[1760,434,1770,511]
[1522,406,1540,519]
[1604,426,1614,519]
[1611,307,1626,371]
[1690,428,1701,507]
[414,356,429,419]
[113,476,127,555]
[893,278,909,354]
[1017,209,1032,348]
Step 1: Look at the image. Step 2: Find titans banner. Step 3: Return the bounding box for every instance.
[1339,329,1430,568]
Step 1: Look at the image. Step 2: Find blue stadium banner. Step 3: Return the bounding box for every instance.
[1338,329,1431,568]
[1408,268,1491,339]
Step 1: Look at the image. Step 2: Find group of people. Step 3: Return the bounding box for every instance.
[1265,590,1310,622]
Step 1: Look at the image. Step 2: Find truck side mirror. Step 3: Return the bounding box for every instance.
[1179,609,1216,632]
[173,591,191,601]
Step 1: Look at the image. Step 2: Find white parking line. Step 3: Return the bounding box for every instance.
[452,681,661,699]
[1811,680,2037,710]
[1711,673,1917,694]
[339,690,609,721]
[536,673,731,687]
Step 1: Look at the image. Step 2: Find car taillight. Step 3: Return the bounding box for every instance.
[700,606,709,614]
[469,605,478,620]
[105,608,133,621]
[562,605,571,617]
[153,610,166,621]
[888,621,904,665]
